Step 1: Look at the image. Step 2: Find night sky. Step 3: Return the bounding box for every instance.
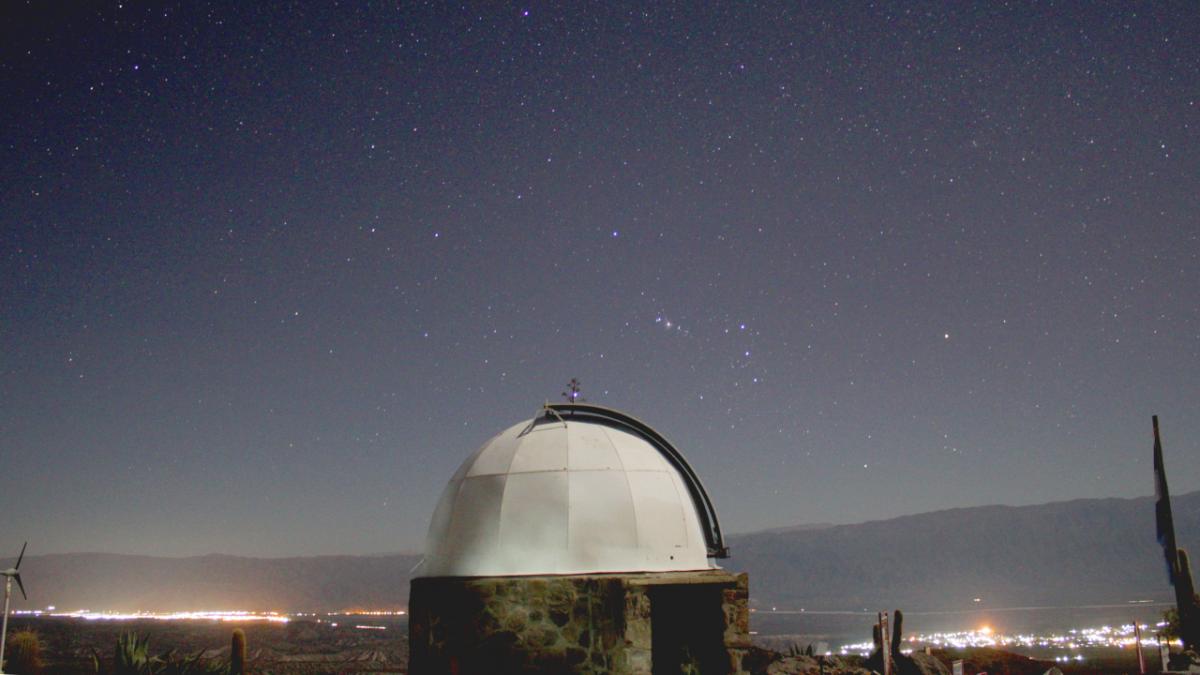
[2,2,1198,558]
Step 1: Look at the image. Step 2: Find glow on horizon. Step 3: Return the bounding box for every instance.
[13,610,291,623]
[12,609,408,622]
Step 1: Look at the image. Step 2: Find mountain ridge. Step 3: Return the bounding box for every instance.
[727,490,1200,612]
[734,491,1185,537]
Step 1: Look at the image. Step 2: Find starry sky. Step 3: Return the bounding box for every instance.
[2,2,1198,558]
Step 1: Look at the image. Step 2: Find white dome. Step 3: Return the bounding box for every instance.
[415,407,719,577]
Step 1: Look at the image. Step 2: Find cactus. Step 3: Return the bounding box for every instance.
[891,609,904,658]
[1153,416,1200,655]
[1179,549,1197,606]
[1177,548,1200,650]
[230,629,246,675]
[786,643,815,658]
[866,610,933,675]
[6,629,44,674]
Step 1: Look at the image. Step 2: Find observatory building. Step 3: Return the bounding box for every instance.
[409,403,751,674]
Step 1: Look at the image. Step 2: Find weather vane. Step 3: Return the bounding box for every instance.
[561,378,584,403]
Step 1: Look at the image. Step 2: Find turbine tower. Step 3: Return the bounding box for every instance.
[0,542,27,675]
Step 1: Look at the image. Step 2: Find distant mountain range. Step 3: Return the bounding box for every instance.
[2,552,421,613]
[4,492,1196,613]
[727,490,1200,611]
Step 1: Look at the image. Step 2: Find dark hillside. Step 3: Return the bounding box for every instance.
[727,491,1200,611]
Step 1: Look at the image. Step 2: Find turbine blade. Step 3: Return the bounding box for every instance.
[15,572,26,600]
[15,541,26,570]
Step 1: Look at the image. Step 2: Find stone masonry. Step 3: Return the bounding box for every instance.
[409,569,750,674]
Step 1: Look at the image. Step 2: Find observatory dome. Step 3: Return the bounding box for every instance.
[415,404,726,578]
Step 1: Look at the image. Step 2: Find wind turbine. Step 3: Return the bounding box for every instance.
[0,542,27,675]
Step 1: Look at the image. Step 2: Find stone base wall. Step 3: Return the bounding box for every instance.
[409,570,749,674]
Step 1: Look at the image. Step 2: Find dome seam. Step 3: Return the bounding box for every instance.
[564,422,573,551]
[598,424,640,549]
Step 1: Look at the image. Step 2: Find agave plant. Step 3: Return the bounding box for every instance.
[94,633,228,675]
[114,632,160,675]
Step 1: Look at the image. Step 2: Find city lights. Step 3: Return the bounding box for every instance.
[12,609,290,623]
[836,622,1181,662]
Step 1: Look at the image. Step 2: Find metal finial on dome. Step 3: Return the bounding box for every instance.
[561,378,584,403]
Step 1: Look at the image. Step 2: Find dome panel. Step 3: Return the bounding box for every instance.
[499,471,569,552]
[424,479,460,559]
[666,467,699,551]
[608,426,671,472]
[568,470,639,551]
[567,422,621,471]
[444,474,506,560]
[465,425,521,477]
[449,435,492,483]
[627,471,692,554]
[507,425,567,473]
